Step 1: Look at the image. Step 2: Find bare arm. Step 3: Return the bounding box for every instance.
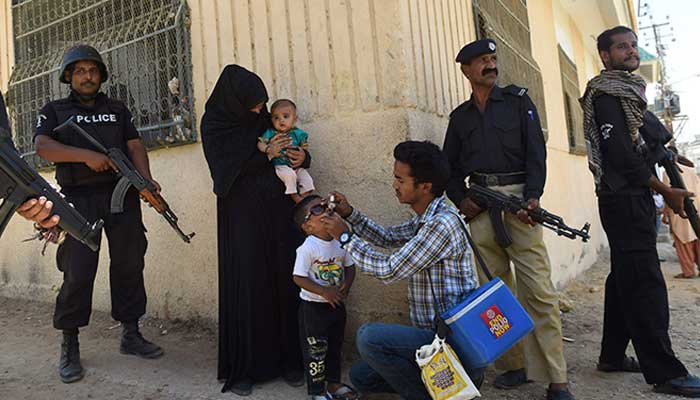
[340,266,355,297]
[648,175,692,217]
[126,138,160,192]
[35,135,116,172]
[257,138,268,154]
[126,138,151,179]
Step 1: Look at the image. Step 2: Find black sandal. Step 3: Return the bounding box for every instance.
[330,383,360,400]
[597,356,641,373]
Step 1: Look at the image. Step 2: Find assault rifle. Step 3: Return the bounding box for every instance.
[54,117,195,243]
[658,148,700,238]
[466,184,590,247]
[0,128,103,251]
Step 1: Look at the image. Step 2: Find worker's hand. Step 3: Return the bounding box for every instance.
[321,213,349,241]
[328,191,352,218]
[16,197,60,228]
[516,198,539,227]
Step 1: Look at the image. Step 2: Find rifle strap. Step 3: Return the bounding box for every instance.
[426,210,495,338]
[456,213,494,282]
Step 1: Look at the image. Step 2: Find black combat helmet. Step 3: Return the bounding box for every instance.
[59,45,109,84]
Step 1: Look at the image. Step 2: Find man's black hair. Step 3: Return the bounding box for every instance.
[270,98,297,112]
[293,194,323,230]
[393,140,450,197]
[597,26,636,52]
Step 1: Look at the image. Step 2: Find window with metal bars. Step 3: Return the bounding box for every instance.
[557,45,585,155]
[7,0,196,169]
[472,0,548,139]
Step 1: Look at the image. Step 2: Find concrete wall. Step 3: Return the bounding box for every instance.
[0,0,633,327]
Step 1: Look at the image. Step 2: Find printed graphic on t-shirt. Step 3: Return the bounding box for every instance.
[311,257,344,286]
[293,236,354,303]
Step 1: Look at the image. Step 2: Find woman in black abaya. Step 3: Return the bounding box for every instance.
[201,65,307,396]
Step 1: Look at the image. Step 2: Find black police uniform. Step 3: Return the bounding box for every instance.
[443,84,547,204]
[594,94,688,384]
[35,90,148,331]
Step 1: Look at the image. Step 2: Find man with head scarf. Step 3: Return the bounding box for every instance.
[580,25,700,397]
[201,65,310,396]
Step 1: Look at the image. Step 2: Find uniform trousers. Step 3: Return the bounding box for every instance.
[598,193,688,384]
[53,183,148,330]
[469,183,568,384]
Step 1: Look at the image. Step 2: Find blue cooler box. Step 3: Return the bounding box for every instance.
[442,277,534,369]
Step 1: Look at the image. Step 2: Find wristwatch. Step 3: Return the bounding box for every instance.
[339,231,353,247]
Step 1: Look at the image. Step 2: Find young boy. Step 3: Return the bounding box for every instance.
[292,195,359,400]
[258,99,315,202]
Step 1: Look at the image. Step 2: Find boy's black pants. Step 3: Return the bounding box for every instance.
[598,193,688,384]
[53,184,148,330]
[299,300,346,395]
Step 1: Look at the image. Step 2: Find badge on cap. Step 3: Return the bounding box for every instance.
[455,38,497,64]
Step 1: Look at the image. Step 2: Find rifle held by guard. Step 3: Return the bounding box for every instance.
[0,129,102,251]
[466,184,591,243]
[54,117,195,243]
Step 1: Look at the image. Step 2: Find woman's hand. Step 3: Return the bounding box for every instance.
[266,133,292,158]
[286,147,307,168]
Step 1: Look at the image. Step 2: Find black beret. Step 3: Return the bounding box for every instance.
[455,38,497,63]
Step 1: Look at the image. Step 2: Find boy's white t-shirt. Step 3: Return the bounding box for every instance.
[293,235,354,303]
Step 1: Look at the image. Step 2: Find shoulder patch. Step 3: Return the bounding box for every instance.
[504,84,528,97]
[600,123,613,140]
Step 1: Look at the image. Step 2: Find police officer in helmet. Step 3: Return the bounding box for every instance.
[34,44,163,384]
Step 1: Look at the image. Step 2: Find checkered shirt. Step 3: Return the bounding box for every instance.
[343,196,478,329]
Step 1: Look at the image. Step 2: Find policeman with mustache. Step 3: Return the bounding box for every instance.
[33,45,163,384]
[443,39,573,400]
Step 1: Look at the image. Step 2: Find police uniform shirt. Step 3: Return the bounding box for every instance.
[443,85,547,205]
[593,94,664,195]
[34,91,140,188]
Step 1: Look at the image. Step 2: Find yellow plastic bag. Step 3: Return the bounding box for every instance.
[416,335,481,400]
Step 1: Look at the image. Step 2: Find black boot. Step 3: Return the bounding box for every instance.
[119,321,164,359]
[59,330,85,383]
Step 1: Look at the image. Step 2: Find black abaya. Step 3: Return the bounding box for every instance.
[201,65,304,392]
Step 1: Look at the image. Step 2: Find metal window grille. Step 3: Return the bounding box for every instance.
[7,0,196,169]
[473,0,549,139]
[557,45,585,155]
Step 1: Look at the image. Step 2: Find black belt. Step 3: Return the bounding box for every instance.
[470,172,526,187]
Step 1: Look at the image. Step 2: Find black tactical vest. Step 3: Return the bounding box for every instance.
[49,94,131,188]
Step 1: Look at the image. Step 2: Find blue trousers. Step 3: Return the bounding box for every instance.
[350,323,484,400]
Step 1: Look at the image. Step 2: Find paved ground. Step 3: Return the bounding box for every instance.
[2,242,700,400]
